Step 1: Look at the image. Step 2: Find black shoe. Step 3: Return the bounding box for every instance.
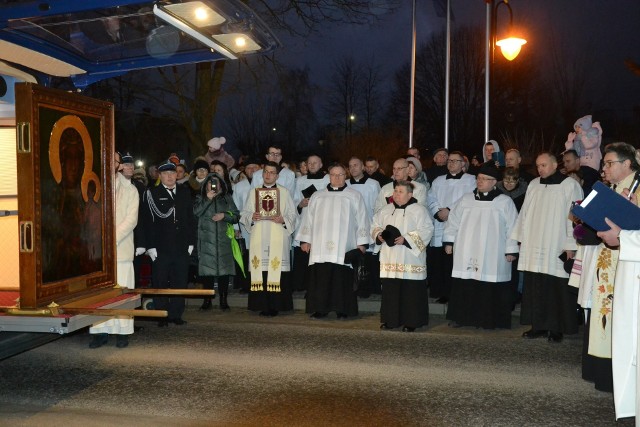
[171,318,187,325]
[259,311,270,317]
[116,335,129,348]
[402,326,416,332]
[199,297,212,311]
[269,310,279,317]
[548,332,563,343]
[380,323,393,330]
[435,297,449,304]
[448,321,462,328]
[310,312,327,319]
[158,320,169,327]
[522,329,547,339]
[89,333,108,348]
[220,303,230,311]
[337,313,348,320]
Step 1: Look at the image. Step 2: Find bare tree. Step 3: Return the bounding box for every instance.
[90,1,400,162]
[547,28,595,131]
[324,56,361,139]
[360,55,384,129]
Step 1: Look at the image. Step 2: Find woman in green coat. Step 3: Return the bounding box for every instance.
[194,173,239,311]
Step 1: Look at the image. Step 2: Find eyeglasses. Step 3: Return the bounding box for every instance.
[329,173,345,178]
[448,159,464,163]
[502,178,518,183]
[602,160,624,168]
[392,166,407,171]
[267,152,282,157]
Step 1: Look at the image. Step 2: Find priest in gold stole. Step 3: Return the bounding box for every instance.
[240,162,297,316]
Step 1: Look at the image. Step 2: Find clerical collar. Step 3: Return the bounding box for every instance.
[474,188,501,201]
[446,173,462,180]
[327,184,347,192]
[263,184,276,189]
[163,185,175,191]
[349,175,368,185]
[540,170,567,185]
[393,197,417,209]
[307,171,325,180]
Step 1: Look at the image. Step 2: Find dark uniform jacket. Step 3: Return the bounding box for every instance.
[139,183,196,255]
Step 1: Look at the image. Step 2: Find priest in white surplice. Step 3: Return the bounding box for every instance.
[374,158,428,214]
[251,145,296,197]
[599,213,640,421]
[443,164,519,329]
[512,152,583,342]
[347,156,381,297]
[296,163,371,319]
[89,151,139,349]
[426,151,476,303]
[240,162,297,317]
[291,154,330,291]
[372,181,433,331]
[232,157,262,293]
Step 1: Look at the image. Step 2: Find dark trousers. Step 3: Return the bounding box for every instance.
[152,251,189,320]
[291,246,310,291]
[427,245,453,299]
[306,263,358,316]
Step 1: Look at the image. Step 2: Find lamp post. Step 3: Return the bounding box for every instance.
[484,0,526,142]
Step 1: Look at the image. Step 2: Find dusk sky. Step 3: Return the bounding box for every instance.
[273,0,640,118]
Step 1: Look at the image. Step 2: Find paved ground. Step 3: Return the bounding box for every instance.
[0,299,630,427]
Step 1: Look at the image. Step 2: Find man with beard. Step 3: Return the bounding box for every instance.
[365,156,392,187]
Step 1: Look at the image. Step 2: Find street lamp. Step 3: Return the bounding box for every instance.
[485,0,526,142]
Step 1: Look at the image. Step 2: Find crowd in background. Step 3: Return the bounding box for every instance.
[112,135,640,421]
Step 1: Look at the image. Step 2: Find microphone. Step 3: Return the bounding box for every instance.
[628,171,640,199]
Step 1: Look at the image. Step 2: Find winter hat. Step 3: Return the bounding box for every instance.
[207,137,226,150]
[193,159,210,171]
[406,156,422,173]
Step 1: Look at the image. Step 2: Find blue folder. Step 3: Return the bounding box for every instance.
[571,181,640,231]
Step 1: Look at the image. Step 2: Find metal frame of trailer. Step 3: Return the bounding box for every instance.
[0,293,141,334]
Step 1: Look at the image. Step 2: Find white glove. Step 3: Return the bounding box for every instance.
[188,245,194,256]
[135,247,146,256]
[146,248,158,262]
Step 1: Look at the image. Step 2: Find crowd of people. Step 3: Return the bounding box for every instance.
[90,136,640,423]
